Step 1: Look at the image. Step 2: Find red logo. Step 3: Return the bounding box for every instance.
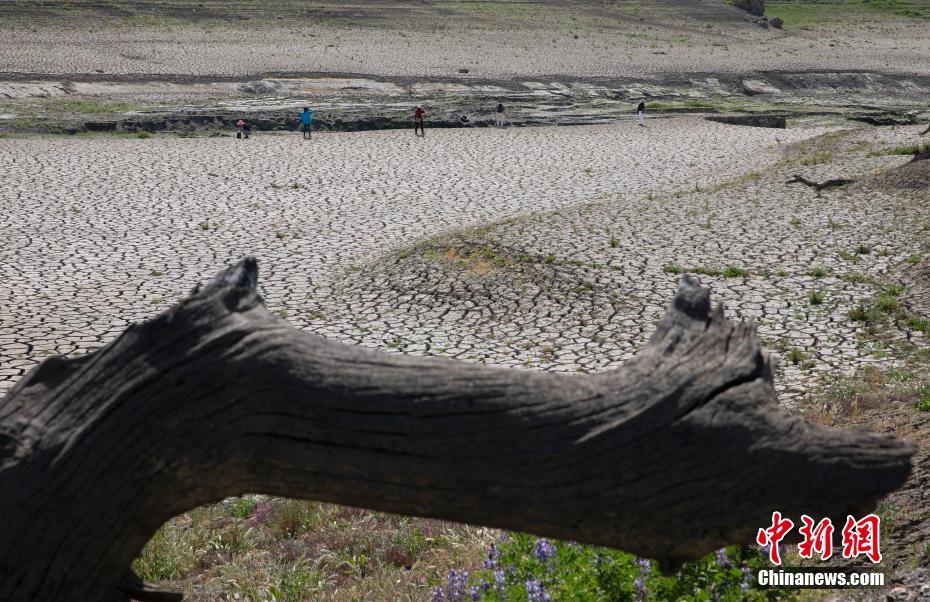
[756,511,794,565]
[757,512,882,564]
[841,514,882,563]
[798,515,834,560]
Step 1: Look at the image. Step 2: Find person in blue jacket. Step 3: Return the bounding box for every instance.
[300,107,314,140]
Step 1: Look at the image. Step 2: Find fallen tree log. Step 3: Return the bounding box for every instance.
[786,174,856,191]
[0,258,913,601]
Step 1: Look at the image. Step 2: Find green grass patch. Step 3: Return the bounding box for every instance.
[766,0,930,28]
[867,141,930,157]
[808,266,830,278]
[45,98,142,114]
[722,266,750,278]
[798,151,834,166]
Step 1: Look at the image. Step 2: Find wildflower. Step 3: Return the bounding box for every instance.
[432,586,444,602]
[493,569,506,588]
[633,576,648,598]
[470,585,482,601]
[446,569,468,601]
[534,538,556,561]
[633,558,651,600]
[525,579,551,602]
[715,548,731,568]
[484,543,501,569]
[741,565,752,592]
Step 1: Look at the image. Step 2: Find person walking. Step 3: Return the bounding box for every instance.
[414,105,425,137]
[299,107,314,140]
[495,99,506,128]
[636,99,646,127]
[236,119,250,139]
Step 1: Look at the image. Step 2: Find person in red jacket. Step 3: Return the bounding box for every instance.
[414,105,425,137]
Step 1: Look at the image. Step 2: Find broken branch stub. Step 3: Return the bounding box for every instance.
[0,257,913,601]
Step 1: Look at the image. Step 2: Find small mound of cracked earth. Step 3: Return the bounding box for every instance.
[861,155,930,191]
[333,231,648,370]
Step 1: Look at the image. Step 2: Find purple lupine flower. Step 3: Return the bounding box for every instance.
[715,548,731,568]
[446,569,468,601]
[534,538,556,561]
[633,576,648,598]
[432,586,444,602]
[493,569,507,600]
[741,565,752,592]
[635,557,652,574]
[525,579,551,602]
[470,585,482,601]
[484,543,501,569]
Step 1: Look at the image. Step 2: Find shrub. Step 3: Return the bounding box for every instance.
[229,497,258,518]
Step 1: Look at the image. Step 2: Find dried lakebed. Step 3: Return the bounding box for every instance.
[0,118,926,406]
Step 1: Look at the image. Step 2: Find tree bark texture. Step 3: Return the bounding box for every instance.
[0,258,914,601]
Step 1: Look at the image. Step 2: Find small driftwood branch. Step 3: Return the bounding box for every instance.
[0,258,913,601]
[920,124,930,136]
[786,174,855,191]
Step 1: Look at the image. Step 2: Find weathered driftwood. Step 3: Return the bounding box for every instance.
[0,258,913,601]
[786,174,855,191]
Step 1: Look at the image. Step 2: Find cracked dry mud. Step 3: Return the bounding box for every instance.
[1,118,927,405]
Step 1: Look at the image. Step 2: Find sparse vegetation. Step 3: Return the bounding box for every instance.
[868,141,930,157]
[808,290,825,305]
[799,151,833,166]
[808,266,830,278]
[722,266,749,278]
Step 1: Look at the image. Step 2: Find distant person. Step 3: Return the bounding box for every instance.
[414,105,425,137]
[637,100,646,127]
[300,107,314,140]
[236,119,249,139]
[495,99,506,128]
